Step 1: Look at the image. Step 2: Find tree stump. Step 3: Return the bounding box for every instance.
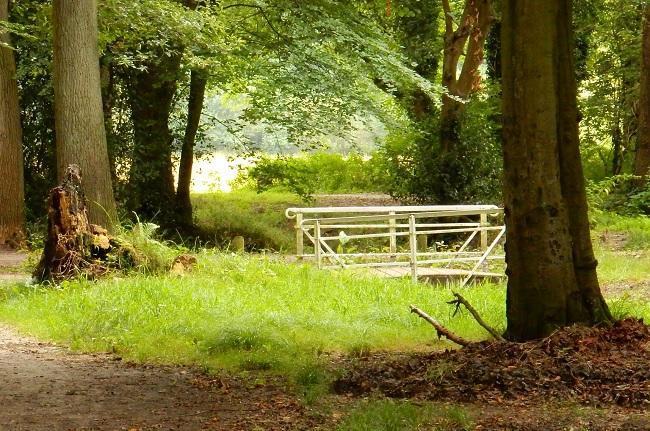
[33,165,113,283]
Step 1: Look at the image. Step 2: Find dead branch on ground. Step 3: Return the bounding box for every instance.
[448,292,506,341]
[409,304,471,347]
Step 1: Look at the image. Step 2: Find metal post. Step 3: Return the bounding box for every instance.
[480,213,488,252]
[296,213,304,259]
[409,215,417,283]
[388,211,396,255]
[315,220,322,269]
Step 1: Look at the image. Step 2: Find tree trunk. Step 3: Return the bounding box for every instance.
[435,0,493,204]
[635,5,650,181]
[439,0,493,153]
[53,0,117,230]
[501,0,611,341]
[176,70,207,228]
[127,54,182,223]
[611,120,623,175]
[33,165,92,283]
[0,0,25,247]
[100,56,119,187]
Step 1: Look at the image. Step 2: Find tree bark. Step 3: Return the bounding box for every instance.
[127,53,182,223]
[635,5,650,181]
[501,0,611,341]
[53,0,117,230]
[439,0,493,153]
[176,70,207,228]
[0,0,25,247]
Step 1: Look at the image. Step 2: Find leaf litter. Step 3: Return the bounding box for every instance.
[334,318,650,407]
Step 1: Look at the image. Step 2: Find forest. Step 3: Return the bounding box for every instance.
[1,0,650,430]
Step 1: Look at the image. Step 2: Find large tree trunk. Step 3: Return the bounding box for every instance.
[127,54,182,223]
[501,0,611,341]
[176,70,207,228]
[0,0,25,247]
[635,5,650,181]
[53,0,117,230]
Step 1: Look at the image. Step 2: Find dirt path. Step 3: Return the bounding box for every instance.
[0,327,319,430]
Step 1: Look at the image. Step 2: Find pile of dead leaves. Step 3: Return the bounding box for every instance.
[334,319,650,407]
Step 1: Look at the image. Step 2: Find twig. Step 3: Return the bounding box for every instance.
[409,304,471,347]
[448,292,506,341]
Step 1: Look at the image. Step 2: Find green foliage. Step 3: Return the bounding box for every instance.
[380,88,503,204]
[0,252,508,382]
[238,152,390,200]
[578,0,644,178]
[192,190,301,251]
[114,220,181,274]
[586,175,650,216]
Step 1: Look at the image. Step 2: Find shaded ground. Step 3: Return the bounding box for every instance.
[0,326,321,430]
[314,193,401,207]
[335,319,650,429]
[0,248,30,283]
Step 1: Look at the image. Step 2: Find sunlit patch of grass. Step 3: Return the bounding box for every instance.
[337,399,473,431]
[192,190,302,251]
[0,252,506,387]
[593,212,650,250]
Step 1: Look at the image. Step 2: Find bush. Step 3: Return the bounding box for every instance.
[378,89,502,204]
[236,152,390,200]
[586,175,650,216]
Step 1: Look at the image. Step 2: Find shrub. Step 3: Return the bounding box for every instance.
[237,152,390,199]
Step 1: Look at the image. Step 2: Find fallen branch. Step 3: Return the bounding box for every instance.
[448,292,506,341]
[409,304,471,347]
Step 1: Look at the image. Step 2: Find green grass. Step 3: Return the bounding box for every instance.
[193,190,301,251]
[0,252,505,384]
[592,212,650,249]
[337,399,473,431]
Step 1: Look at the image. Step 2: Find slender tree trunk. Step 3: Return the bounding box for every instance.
[100,56,118,187]
[439,0,493,153]
[635,4,650,181]
[501,0,611,341]
[53,0,117,230]
[434,0,492,203]
[127,53,181,222]
[0,0,25,247]
[611,120,623,175]
[176,70,207,228]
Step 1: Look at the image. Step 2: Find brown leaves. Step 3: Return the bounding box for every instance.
[335,319,650,407]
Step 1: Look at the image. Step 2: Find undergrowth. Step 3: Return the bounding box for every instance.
[0,252,507,391]
[192,191,301,251]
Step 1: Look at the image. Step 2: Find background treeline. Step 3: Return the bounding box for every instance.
[3,0,650,238]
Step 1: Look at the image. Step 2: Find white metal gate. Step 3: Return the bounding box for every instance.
[285,205,506,287]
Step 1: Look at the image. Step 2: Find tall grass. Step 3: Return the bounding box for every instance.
[0,252,506,381]
[193,191,301,251]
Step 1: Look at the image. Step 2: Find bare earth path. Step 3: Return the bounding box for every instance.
[0,250,318,431]
[0,326,318,430]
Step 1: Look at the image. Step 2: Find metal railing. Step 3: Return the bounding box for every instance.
[285,205,506,287]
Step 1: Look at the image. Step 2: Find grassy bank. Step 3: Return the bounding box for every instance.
[193,190,301,251]
[0,253,506,384]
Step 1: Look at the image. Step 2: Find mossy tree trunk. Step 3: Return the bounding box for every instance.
[501,0,612,341]
[0,0,25,247]
[52,0,117,230]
